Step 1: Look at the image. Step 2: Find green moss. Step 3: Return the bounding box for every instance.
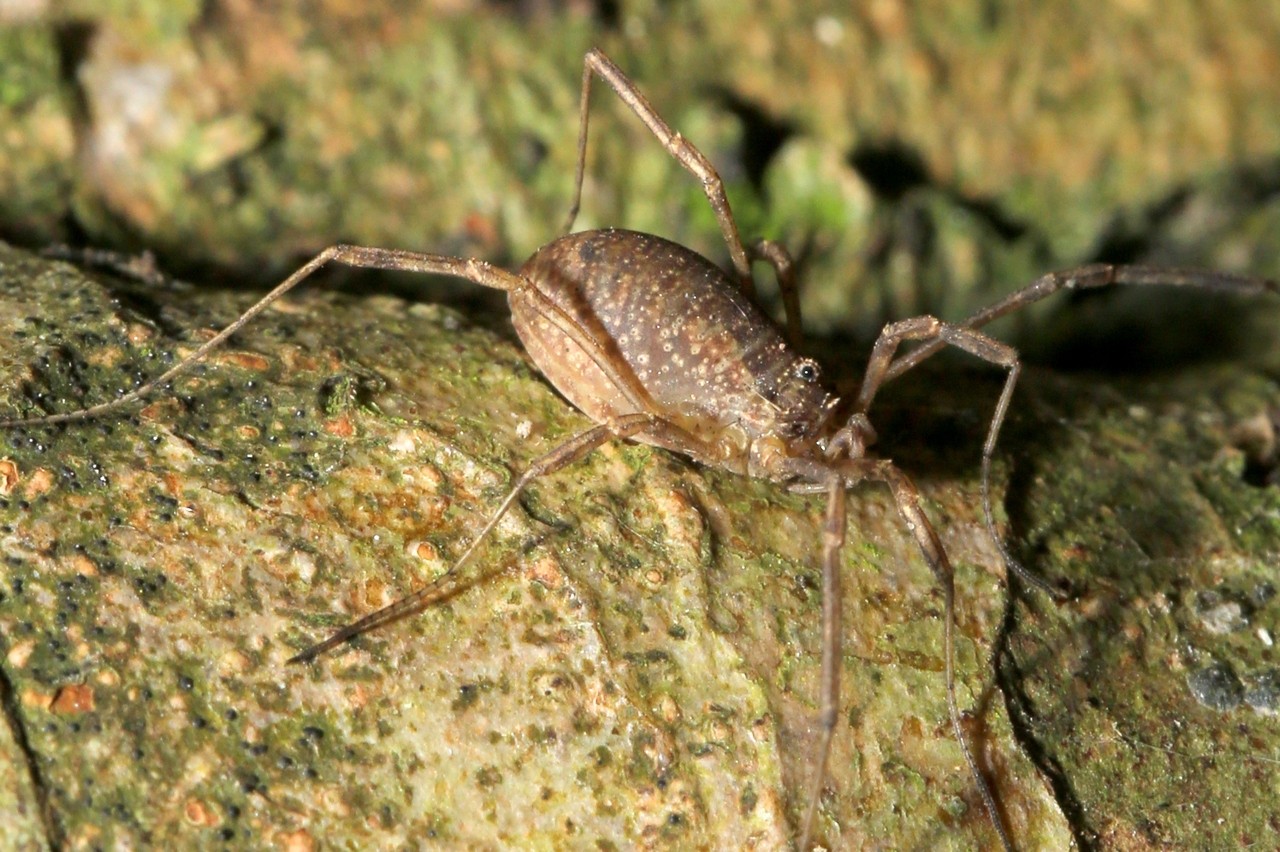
[1,6,1278,846]
[999,359,1280,847]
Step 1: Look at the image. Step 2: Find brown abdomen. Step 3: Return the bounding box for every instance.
[510,229,826,458]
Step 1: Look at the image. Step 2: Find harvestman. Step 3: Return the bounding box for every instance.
[4,50,1277,849]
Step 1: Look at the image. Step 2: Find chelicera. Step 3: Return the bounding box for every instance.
[4,49,1276,850]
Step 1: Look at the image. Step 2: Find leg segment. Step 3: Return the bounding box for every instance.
[563,49,754,294]
[749,237,804,349]
[882,263,1279,384]
[287,411,720,663]
[872,460,1013,852]
[852,314,1060,597]
[795,457,1013,851]
[0,245,527,428]
[797,474,846,850]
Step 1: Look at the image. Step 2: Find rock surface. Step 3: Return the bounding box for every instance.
[2,4,1280,850]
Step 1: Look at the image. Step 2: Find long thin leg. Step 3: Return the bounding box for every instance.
[794,456,1013,851]
[882,263,1279,384]
[797,474,845,850]
[0,246,527,428]
[852,314,1062,597]
[749,238,804,349]
[4,242,668,431]
[288,411,720,663]
[563,49,754,293]
[872,460,1014,852]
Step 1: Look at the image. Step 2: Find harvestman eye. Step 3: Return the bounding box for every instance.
[794,359,820,383]
[2,49,1276,851]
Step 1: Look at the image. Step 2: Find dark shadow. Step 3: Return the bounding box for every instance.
[712,90,796,192]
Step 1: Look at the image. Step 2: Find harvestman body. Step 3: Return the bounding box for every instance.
[5,50,1277,850]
